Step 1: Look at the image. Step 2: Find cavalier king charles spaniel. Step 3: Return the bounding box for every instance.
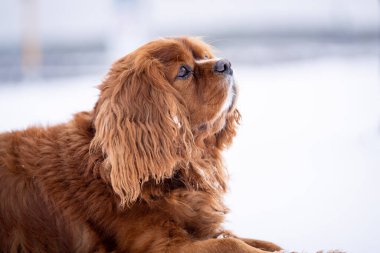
[0,37,282,253]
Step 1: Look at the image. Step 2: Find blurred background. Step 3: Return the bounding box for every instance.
[0,0,379,252]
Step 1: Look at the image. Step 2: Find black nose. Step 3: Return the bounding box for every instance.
[214,59,233,75]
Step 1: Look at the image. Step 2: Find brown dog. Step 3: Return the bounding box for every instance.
[0,37,282,253]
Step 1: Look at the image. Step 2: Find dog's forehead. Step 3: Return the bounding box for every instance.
[176,37,213,60]
[148,37,213,63]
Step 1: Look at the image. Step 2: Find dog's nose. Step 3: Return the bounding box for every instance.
[214,59,233,75]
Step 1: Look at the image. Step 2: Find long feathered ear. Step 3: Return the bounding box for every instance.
[91,54,192,207]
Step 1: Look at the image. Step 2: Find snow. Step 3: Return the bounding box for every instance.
[0,55,379,253]
[224,56,380,253]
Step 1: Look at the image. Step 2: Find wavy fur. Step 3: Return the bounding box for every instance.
[0,37,281,253]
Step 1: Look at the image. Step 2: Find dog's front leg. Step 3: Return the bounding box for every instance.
[165,238,278,253]
[214,231,282,252]
[238,238,282,252]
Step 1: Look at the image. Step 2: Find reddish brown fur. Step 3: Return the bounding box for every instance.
[0,37,281,253]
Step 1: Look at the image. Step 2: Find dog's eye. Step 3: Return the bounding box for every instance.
[177,65,192,79]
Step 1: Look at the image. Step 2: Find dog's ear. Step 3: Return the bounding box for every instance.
[91,54,192,207]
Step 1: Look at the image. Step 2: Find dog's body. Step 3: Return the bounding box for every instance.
[0,37,281,253]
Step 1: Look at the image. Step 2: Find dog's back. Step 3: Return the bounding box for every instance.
[0,130,69,252]
[0,120,104,253]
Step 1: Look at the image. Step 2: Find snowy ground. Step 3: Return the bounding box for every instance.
[225,56,380,253]
[0,56,379,253]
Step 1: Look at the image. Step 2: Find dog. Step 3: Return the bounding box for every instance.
[0,37,282,253]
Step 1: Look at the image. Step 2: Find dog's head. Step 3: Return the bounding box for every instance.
[91,37,239,206]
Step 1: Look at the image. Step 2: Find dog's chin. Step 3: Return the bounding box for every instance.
[200,87,236,133]
[220,78,236,114]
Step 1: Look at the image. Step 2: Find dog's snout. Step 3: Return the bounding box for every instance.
[214,59,232,75]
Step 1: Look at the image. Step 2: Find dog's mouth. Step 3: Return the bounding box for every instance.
[220,77,237,113]
[195,78,237,133]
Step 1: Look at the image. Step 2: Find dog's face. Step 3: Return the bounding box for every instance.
[147,37,237,128]
[92,37,239,206]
